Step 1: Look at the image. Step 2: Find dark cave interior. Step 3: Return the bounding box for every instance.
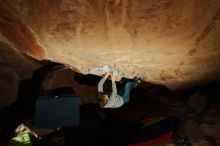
[1,1,220,145]
[0,61,220,146]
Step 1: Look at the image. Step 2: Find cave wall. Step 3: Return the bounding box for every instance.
[0,40,41,108]
[0,0,220,89]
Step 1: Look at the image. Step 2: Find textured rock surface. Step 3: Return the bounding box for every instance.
[0,0,220,89]
[187,92,207,113]
[0,41,41,108]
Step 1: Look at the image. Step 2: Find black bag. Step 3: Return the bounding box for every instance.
[35,87,80,128]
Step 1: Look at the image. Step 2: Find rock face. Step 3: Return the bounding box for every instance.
[0,0,220,89]
[187,92,207,113]
[0,42,41,108]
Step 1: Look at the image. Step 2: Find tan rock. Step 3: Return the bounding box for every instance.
[0,0,220,89]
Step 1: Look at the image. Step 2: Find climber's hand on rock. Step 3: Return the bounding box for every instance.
[110,73,115,82]
[104,72,111,77]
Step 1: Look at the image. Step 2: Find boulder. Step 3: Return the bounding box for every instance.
[0,0,220,89]
[187,92,207,113]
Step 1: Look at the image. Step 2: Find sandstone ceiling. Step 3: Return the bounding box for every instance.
[0,0,220,89]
